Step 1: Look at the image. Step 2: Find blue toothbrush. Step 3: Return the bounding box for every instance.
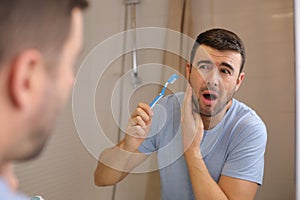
[149,74,179,108]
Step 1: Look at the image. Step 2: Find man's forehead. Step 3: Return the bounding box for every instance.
[194,45,242,67]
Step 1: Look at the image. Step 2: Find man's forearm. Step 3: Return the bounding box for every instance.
[94,141,147,186]
[94,146,129,186]
[184,149,228,200]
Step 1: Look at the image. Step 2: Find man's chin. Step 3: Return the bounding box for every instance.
[199,108,217,117]
[17,140,48,162]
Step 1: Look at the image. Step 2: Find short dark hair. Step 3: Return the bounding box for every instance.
[0,0,88,67]
[190,28,246,73]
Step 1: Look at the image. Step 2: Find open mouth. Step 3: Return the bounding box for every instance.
[202,91,218,101]
[203,93,217,100]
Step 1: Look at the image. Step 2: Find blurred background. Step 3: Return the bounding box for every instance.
[15,0,294,199]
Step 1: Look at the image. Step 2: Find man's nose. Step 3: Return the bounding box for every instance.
[205,68,219,87]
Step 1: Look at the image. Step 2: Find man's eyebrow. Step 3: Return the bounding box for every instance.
[195,60,236,73]
[220,62,235,72]
[196,60,213,67]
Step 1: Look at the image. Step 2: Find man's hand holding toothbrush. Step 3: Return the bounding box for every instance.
[124,103,153,153]
[94,103,153,186]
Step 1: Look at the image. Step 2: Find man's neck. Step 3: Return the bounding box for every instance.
[202,100,233,130]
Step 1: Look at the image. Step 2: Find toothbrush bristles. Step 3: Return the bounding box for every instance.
[167,74,178,84]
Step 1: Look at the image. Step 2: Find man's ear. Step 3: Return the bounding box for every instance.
[8,49,45,110]
[186,63,192,80]
[234,72,245,92]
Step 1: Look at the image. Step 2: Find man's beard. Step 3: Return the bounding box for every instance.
[199,96,232,117]
[189,80,235,118]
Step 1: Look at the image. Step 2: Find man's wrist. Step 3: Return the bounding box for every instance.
[184,146,203,160]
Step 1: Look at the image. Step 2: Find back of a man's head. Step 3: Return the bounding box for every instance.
[0,1,89,198]
[0,0,88,67]
[0,0,89,164]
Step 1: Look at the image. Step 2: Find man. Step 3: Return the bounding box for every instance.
[94,28,267,200]
[0,0,88,199]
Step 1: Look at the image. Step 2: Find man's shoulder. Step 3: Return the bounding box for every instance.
[0,178,29,200]
[231,99,265,125]
[229,99,267,141]
[227,99,267,143]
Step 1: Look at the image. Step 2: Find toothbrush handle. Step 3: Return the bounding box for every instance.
[149,94,163,108]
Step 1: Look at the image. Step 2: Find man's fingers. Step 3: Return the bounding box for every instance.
[181,84,193,121]
[138,103,153,117]
[127,102,154,139]
[129,116,146,128]
[194,112,204,134]
[131,103,153,124]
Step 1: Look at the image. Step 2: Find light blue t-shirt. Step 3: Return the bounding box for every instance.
[139,92,267,200]
[0,178,29,200]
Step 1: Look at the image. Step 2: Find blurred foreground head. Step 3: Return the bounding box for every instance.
[0,0,88,164]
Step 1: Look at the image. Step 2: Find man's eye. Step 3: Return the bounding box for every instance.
[220,68,232,75]
[198,65,211,71]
